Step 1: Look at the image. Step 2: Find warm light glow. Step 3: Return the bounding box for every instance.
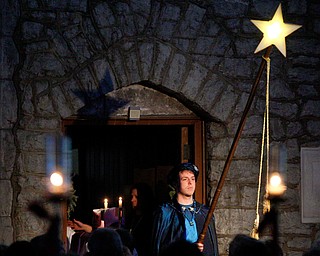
[270,173,282,187]
[50,172,64,187]
[47,171,69,195]
[251,3,302,57]
[267,22,282,39]
[268,172,287,196]
[119,197,123,208]
[104,198,108,210]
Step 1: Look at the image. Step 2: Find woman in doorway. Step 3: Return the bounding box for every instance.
[124,182,155,256]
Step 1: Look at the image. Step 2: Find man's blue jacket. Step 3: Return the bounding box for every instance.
[152,198,219,256]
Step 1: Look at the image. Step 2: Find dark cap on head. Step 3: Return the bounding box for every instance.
[167,163,199,188]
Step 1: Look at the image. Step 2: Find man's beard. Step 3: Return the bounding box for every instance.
[180,190,194,197]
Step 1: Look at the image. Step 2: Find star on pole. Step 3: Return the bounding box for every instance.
[251,3,302,57]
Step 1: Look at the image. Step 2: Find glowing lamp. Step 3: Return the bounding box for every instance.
[45,135,72,199]
[48,170,69,195]
[251,4,302,57]
[268,172,287,196]
[50,172,64,186]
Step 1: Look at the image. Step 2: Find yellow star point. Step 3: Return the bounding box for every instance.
[251,4,302,57]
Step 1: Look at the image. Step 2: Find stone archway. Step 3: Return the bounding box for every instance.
[62,83,208,245]
[104,84,196,118]
[64,83,208,203]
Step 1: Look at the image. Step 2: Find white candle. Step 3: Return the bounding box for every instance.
[104,198,108,210]
[119,197,123,208]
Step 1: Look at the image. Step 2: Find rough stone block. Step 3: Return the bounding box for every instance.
[165,53,187,92]
[0,130,15,178]
[0,81,17,129]
[271,101,299,119]
[0,38,18,78]
[17,131,47,152]
[280,211,312,235]
[197,77,225,112]
[0,216,13,245]
[215,208,256,235]
[307,120,320,136]
[152,43,172,84]
[240,185,261,208]
[217,183,240,207]
[23,152,46,174]
[108,49,130,87]
[0,180,13,216]
[52,85,75,118]
[182,63,209,100]
[211,87,239,122]
[176,4,206,37]
[301,100,320,118]
[139,42,155,80]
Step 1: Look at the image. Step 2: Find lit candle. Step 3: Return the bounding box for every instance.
[48,171,66,194]
[104,198,108,210]
[119,197,123,208]
[268,172,286,196]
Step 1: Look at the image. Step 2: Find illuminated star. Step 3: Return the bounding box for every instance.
[251,3,302,57]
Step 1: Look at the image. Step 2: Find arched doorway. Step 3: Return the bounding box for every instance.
[62,84,206,225]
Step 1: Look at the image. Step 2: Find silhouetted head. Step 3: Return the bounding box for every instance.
[159,239,203,256]
[6,241,35,256]
[229,234,272,256]
[116,228,135,254]
[88,228,123,256]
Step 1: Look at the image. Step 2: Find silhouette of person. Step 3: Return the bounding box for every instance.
[124,182,155,256]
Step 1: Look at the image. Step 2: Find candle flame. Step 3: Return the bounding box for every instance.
[270,173,282,187]
[268,172,286,196]
[50,171,64,187]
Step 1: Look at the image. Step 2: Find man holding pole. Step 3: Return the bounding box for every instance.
[152,163,219,256]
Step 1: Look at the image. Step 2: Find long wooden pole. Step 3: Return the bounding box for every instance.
[197,45,273,244]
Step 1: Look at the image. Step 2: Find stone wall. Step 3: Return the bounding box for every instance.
[1,0,319,255]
